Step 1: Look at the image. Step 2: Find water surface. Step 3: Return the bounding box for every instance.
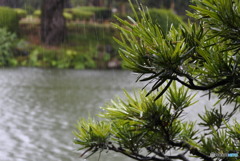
[0,68,237,161]
[0,68,140,161]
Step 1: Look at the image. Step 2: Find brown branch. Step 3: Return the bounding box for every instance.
[108,145,169,161]
[168,154,190,161]
[157,119,213,161]
[175,76,230,91]
[150,148,190,161]
[168,141,213,161]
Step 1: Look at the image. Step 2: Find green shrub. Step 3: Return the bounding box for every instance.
[120,9,183,32]
[66,23,117,55]
[33,7,111,22]
[69,7,111,21]
[0,28,17,66]
[24,46,97,69]
[14,8,27,19]
[19,15,40,25]
[79,6,112,20]
[63,12,73,21]
[70,8,94,20]
[94,8,112,20]
[25,5,34,14]
[33,10,41,17]
[148,9,184,33]
[33,9,74,20]
[0,7,19,33]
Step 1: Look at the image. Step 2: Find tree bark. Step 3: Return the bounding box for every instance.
[120,3,126,15]
[41,0,66,46]
[0,0,24,8]
[170,0,175,10]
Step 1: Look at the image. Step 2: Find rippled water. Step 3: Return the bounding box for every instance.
[0,68,238,161]
[0,68,141,161]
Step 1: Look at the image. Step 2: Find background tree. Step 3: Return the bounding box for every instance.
[106,0,113,8]
[140,0,191,15]
[41,0,66,45]
[92,0,104,6]
[0,0,24,8]
[74,0,240,161]
[140,0,163,8]
[65,0,72,8]
[0,0,7,6]
[118,0,129,15]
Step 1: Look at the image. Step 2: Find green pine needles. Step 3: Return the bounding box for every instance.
[74,0,240,161]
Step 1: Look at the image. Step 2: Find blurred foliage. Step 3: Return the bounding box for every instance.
[14,44,97,69]
[0,28,17,66]
[0,0,190,70]
[33,10,41,17]
[33,9,74,21]
[140,0,191,15]
[12,20,118,69]
[113,8,183,34]
[19,15,40,25]
[10,21,119,69]
[79,6,112,20]
[14,8,27,19]
[148,9,184,33]
[67,8,94,21]
[68,23,117,52]
[66,7,111,21]
[63,12,73,21]
[0,7,19,33]
[67,23,114,42]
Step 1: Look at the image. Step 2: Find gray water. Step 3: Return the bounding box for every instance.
[0,68,238,161]
[0,68,142,161]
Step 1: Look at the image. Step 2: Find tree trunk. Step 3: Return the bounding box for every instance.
[170,0,175,10]
[41,0,65,46]
[120,3,126,15]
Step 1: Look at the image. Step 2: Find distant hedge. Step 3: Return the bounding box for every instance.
[68,7,111,21]
[69,8,94,21]
[0,7,19,33]
[33,7,112,22]
[33,10,74,21]
[148,9,184,33]
[33,10,41,17]
[14,8,27,19]
[0,28,17,66]
[79,7,112,20]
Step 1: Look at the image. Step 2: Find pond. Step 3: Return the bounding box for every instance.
[0,68,142,161]
[0,68,237,161]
